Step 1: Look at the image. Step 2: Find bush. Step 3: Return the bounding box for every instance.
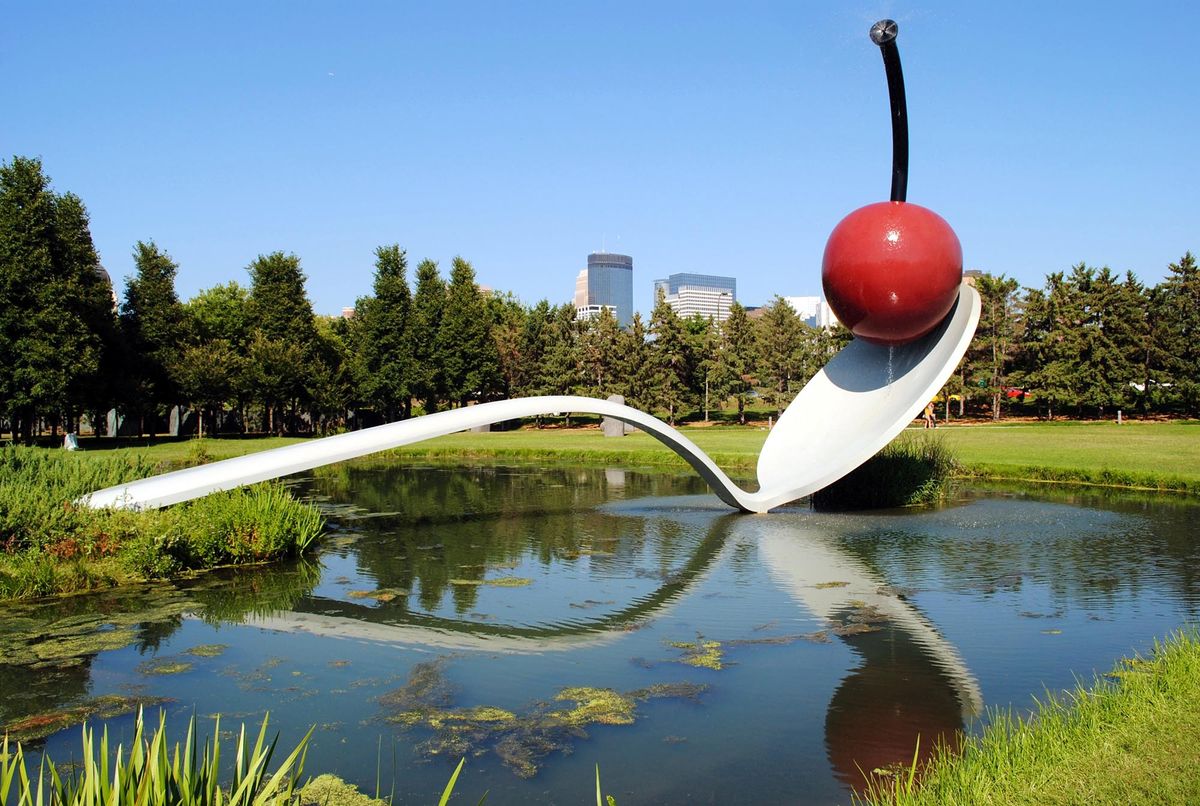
[812,434,958,511]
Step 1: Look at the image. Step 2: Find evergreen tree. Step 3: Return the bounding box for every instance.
[754,296,806,416]
[619,312,653,410]
[648,290,694,425]
[576,307,622,398]
[1160,252,1200,414]
[119,241,186,436]
[538,303,581,400]
[409,259,446,413]
[356,244,414,421]
[713,302,756,424]
[967,273,1021,420]
[489,292,527,400]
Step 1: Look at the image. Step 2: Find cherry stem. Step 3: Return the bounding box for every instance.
[870,19,908,203]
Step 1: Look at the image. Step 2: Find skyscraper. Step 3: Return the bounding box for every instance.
[575,252,633,327]
[653,272,737,322]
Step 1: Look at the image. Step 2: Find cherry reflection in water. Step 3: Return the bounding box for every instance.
[756,521,980,794]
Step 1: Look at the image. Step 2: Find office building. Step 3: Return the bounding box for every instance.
[653,272,737,322]
[782,296,840,329]
[574,252,633,327]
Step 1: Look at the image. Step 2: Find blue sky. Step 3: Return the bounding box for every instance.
[4,1,1197,317]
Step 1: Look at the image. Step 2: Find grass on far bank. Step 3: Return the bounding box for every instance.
[860,629,1200,806]
[53,418,1200,495]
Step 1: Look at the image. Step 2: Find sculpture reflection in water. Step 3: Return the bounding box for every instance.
[251,509,981,788]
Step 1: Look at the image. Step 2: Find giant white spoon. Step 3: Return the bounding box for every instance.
[83,282,979,513]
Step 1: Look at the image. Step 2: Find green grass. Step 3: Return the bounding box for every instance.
[859,630,1200,806]
[58,420,1200,494]
[812,434,958,510]
[0,446,324,600]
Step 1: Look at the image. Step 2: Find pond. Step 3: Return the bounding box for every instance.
[3,464,1200,804]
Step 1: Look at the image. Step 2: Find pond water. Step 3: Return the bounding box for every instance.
[3,464,1200,804]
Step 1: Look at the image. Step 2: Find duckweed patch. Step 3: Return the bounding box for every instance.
[137,657,194,676]
[184,643,228,658]
[346,588,408,602]
[668,638,725,670]
[815,581,851,589]
[298,774,388,806]
[447,576,533,588]
[379,659,709,778]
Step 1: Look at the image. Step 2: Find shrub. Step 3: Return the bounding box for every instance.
[812,434,958,511]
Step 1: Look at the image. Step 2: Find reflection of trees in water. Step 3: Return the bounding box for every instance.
[305,464,707,615]
[824,622,964,794]
[828,492,1200,616]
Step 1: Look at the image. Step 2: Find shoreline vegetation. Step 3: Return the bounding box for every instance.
[860,630,1200,806]
[0,445,323,601]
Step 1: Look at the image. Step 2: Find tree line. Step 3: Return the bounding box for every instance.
[2,156,1198,442]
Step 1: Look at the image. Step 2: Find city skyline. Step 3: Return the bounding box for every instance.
[4,3,1196,318]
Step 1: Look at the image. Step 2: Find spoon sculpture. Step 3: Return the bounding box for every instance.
[84,20,979,514]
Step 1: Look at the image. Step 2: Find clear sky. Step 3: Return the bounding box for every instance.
[4,1,1197,317]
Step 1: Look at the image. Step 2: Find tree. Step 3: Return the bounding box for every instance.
[409,259,446,413]
[246,252,317,432]
[437,257,497,406]
[1160,252,1200,414]
[576,307,622,398]
[713,302,756,424]
[0,157,113,441]
[120,241,186,435]
[356,244,414,421]
[619,312,653,411]
[648,290,695,425]
[174,339,242,436]
[754,296,808,416]
[188,282,250,348]
[967,273,1021,420]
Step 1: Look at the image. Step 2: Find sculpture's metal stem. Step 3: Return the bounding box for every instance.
[870,19,908,203]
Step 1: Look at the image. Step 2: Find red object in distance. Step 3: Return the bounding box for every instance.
[822,201,962,345]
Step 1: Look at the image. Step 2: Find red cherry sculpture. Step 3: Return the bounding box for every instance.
[822,201,962,345]
[822,19,963,346]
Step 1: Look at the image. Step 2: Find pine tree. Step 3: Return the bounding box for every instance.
[1160,252,1200,414]
[648,290,694,425]
[619,312,652,411]
[712,302,755,424]
[410,259,446,413]
[754,296,806,416]
[576,307,622,398]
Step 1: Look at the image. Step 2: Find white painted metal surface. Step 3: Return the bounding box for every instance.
[83,283,979,513]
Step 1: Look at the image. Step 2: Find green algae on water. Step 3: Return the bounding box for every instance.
[448,576,533,588]
[137,657,194,676]
[298,774,388,806]
[668,638,725,670]
[2,694,171,743]
[379,658,710,778]
[184,643,228,658]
